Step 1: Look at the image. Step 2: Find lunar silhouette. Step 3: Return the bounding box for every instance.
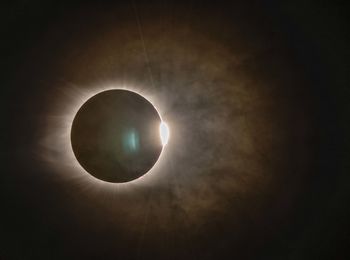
[71,89,163,183]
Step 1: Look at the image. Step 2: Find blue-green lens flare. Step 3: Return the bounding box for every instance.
[123,128,139,154]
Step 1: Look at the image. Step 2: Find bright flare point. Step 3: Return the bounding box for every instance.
[160,122,169,146]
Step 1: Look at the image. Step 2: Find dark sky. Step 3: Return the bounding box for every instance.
[1,1,350,259]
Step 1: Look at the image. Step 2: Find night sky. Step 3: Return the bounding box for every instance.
[1,1,350,259]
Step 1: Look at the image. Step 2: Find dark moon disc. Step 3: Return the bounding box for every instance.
[71,89,163,183]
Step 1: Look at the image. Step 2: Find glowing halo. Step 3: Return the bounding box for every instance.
[39,83,172,190]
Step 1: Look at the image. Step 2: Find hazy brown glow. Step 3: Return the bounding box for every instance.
[38,4,314,241]
[6,2,326,259]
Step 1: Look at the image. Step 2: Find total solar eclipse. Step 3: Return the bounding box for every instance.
[71,89,168,183]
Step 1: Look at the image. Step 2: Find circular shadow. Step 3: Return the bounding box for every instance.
[71,89,163,183]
